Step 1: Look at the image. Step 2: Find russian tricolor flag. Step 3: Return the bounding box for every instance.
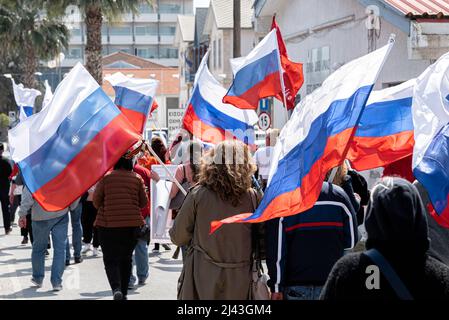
[347,79,415,171]
[183,52,258,145]
[8,63,141,212]
[211,40,394,233]
[412,52,449,228]
[11,79,41,117]
[105,72,159,134]
[223,29,282,110]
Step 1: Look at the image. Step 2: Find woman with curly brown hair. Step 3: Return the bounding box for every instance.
[169,140,261,300]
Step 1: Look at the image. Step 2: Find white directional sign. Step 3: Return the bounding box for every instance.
[258,112,271,131]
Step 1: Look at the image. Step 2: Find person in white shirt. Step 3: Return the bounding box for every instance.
[254,129,280,190]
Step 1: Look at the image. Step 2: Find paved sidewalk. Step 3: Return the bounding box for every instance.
[0,214,181,300]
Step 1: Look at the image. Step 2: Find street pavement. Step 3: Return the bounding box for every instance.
[0,209,182,300]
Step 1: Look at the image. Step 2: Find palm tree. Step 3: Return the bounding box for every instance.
[48,0,152,85]
[0,0,69,88]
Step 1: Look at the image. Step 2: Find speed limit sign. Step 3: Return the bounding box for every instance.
[258,112,271,131]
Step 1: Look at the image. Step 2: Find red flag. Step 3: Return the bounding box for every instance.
[272,16,304,110]
[150,99,158,115]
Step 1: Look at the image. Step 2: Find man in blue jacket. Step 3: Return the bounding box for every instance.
[266,181,358,300]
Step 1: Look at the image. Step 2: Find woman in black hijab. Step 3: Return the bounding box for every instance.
[320,177,449,300]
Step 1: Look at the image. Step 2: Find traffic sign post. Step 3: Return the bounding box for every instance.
[258,112,271,131]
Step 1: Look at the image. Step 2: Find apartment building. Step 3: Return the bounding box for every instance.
[63,0,194,69]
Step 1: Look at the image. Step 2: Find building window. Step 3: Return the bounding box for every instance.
[108,26,132,36]
[159,3,181,14]
[136,47,158,59]
[70,28,81,36]
[159,25,176,36]
[138,3,156,13]
[135,25,158,36]
[109,47,132,54]
[213,40,216,69]
[306,46,331,94]
[218,38,222,69]
[66,47,82,59]
[159,47,178,59]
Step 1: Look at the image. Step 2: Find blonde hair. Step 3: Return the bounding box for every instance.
[327,162,349,186]
[198,140,256,206]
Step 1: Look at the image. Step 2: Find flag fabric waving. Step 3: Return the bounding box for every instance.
[223,29,282,110]
[211,39,394,233]
[8,63,141,212]
[18,106,28,122]
[183,52,258,145]
[271,16,304,110]
[105,72,159,134]
[41,80,54,111]
[347,79,415,171]
[412,52,449,228]
[11,79,41,117]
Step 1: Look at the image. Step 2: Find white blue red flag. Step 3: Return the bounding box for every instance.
[412,52,449,228]
[183,52,258,145]
[347,79,415,171]
[41,80,54,111]
[11,79,41,117]
[223,29,282,110]
[8,63,141,212]
[105,72,159,134]
[211,39,394,232]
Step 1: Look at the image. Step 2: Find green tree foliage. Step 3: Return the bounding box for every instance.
[0,113,9,128]
[0,0,69,88]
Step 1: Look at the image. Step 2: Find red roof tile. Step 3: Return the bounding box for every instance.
[385,0,449,17]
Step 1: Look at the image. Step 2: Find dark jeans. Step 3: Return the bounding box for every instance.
[98,227,138,297]
[284,285,323,300]
[81,201,99,248]
[1,190,10,232]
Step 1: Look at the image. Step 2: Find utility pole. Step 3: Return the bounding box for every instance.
[233,0,241,58]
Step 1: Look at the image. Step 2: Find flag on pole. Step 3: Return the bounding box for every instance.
[8,63,141,212]
[347,79,415,171]
[150,99,159,115]
[223,30,282,110]
[18,106,28,122]
[41,80,54,111]
[183,52,258,145]
[412,52,449,228]
[271,16,304,110]
[105,72,159,134]
[211,39,395,233]
[11,79,41,117]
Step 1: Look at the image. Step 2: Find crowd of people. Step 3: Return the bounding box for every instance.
[1,130,449,300]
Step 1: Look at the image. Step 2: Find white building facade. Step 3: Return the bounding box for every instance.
[63,0,194,68]
[254,0,449,129]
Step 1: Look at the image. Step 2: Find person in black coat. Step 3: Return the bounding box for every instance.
[320,177,449,300]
